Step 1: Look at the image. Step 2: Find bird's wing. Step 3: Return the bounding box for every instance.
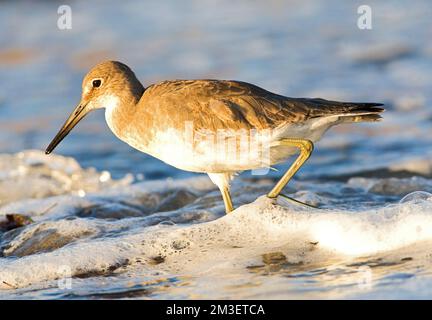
[143,80,384,132]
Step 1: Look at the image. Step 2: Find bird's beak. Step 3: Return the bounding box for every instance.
[45,103,89,154]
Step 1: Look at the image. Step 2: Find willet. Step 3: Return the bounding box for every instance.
[46,61,384,214]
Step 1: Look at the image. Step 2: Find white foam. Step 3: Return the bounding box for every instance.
[2,188,432,290]
[2,151,432,293]
[0,150,132,206]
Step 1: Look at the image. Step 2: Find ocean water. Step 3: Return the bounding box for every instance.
[0,0,432,299]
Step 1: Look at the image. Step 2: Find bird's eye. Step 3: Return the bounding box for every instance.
[92,79,102,88]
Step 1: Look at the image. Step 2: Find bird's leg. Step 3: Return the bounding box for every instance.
[267,138,316,208]
[221,187,234,214]
[207,173,235,214]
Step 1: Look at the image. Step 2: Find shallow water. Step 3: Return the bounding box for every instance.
[1,0,432,299]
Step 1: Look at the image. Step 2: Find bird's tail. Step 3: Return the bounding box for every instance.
[340,112,383,123]
[310,100,385,123]
[298,98,385,123]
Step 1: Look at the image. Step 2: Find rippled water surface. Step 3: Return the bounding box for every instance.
[1,0,432,299]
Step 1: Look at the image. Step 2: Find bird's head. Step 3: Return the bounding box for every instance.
[45,60,144,154]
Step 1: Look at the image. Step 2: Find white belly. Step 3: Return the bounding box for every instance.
[125,117,337,173]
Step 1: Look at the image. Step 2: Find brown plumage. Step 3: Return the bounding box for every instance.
[46,61,385,214]
[141,79,384,132]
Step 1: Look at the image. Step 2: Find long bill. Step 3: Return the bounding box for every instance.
[45,103,88,154]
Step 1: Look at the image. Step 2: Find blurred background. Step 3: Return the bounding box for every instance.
[0,0,431,180]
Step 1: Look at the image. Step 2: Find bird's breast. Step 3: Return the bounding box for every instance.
[105,104,336,174]
[130,123,286,173]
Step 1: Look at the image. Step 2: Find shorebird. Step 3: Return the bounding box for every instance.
[46,61,384,214]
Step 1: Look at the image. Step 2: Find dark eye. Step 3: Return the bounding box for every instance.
[92,79,102,88]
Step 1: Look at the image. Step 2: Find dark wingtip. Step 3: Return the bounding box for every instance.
[372,103,385,112]
[355,103,385,114]
[45,150,51,155]
[369,106,385,113]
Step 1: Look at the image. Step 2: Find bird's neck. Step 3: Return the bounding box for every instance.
[104,86,145,140]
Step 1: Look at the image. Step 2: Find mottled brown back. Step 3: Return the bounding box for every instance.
[141,79,384,132]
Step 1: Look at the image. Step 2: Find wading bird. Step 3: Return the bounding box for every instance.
[46,61,384,214]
